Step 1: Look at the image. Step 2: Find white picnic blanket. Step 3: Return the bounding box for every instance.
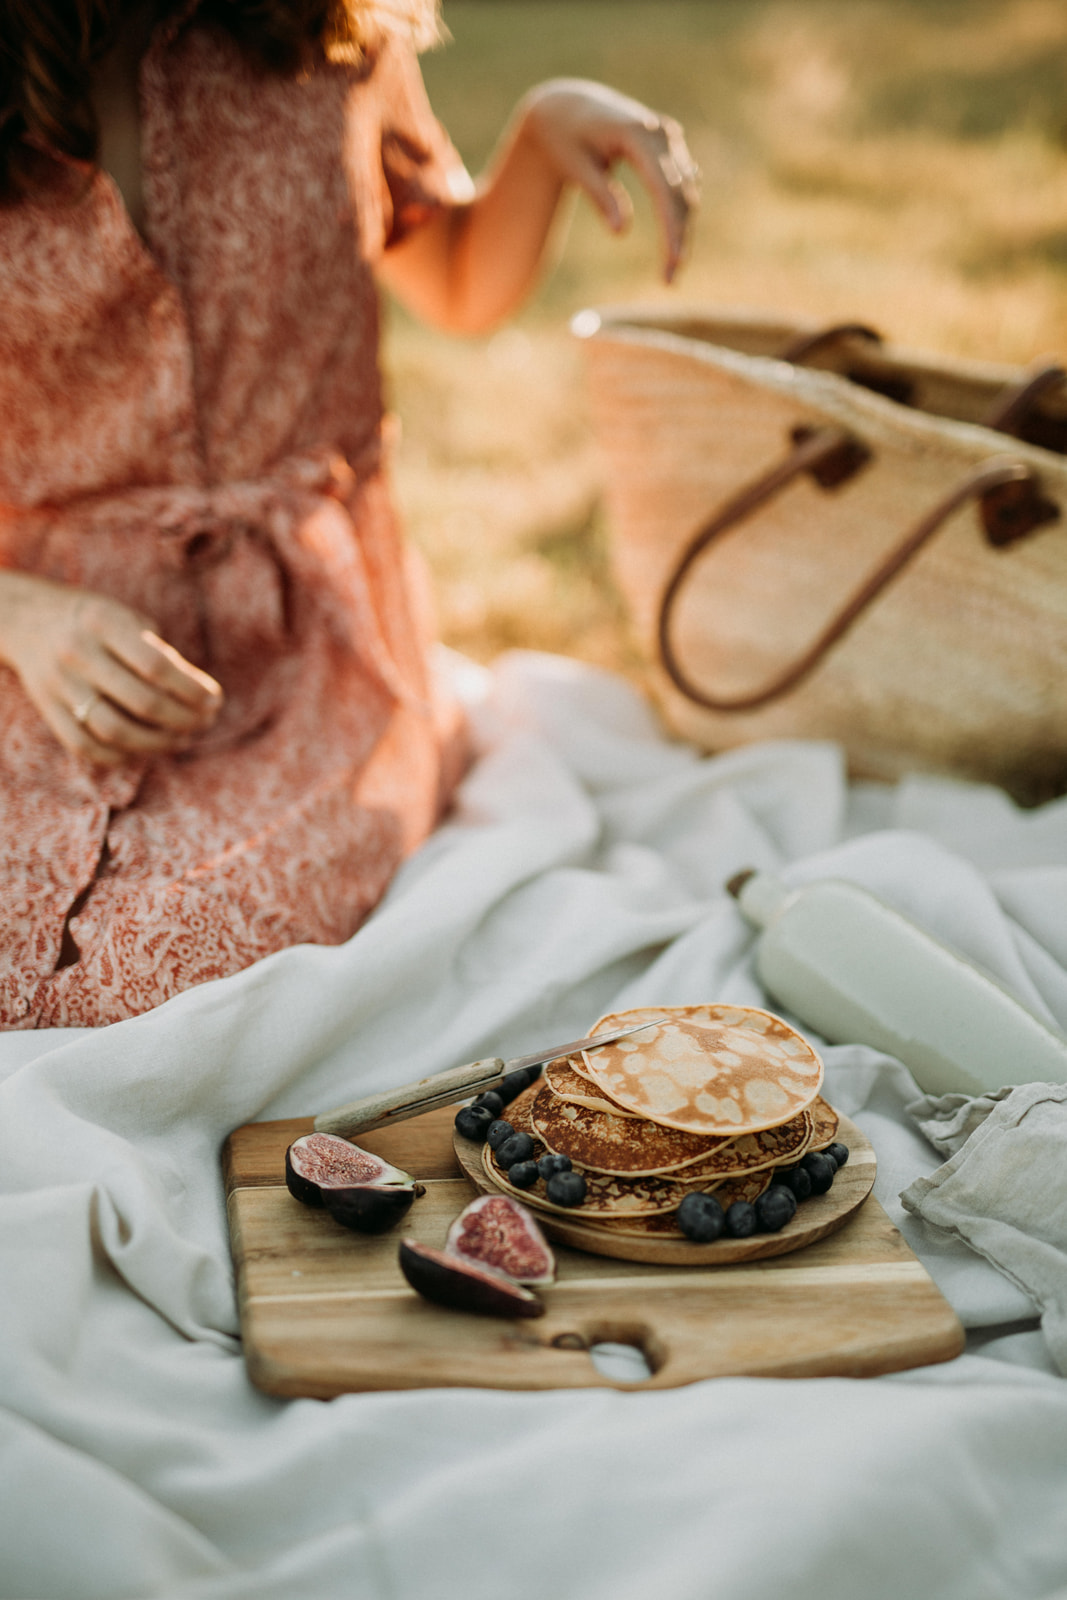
[2,649,1066,1600]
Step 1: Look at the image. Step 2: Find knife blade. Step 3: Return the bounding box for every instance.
[313,1017,666,1139]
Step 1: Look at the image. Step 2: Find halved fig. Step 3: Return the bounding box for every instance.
[398,1238,545,1318]
[445,1195,555,1285]
[286,1133,423,1234]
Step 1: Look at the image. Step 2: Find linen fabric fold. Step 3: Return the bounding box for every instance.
[904,1082,1067,1374]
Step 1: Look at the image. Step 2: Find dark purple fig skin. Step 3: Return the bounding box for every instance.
[398,1238,545,1318]
[285,1144,327,1208]
[324,1183,421,1235]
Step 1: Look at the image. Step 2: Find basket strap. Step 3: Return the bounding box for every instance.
[777,323,883,364]
[783,331,1065,443]
[982,361,1066,436]
[779,323,922,406]
[657,436,1059,714]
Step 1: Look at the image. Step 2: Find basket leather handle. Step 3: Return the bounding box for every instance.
[782,326,1065,442]
[777,323,883,364]
[657,433,1059,714]
[981,361,1066,435]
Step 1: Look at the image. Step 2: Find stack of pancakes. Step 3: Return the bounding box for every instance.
[483,1004,840,1242]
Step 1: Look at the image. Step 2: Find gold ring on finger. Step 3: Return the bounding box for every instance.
[73,691,99,727]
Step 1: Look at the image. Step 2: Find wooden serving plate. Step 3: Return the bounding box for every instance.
[454,1111,875,1265]
[224,1105,964,1396]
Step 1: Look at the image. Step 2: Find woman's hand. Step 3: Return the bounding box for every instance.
[0,571,223,766]
[378,78,698,333]
[518,79,700,284]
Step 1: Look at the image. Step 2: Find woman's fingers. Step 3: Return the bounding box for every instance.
[1,575,225,764]
[75,637,221,733]
[58,596,223,754]
[99,616,223,719]
[44,697,141,768]
[575,120,697,281]
[73,688,201,757]
[64,592,223,717]
[616,115,699,281]
[524,82,699,284]
[568,144,634,235]
[53,671,198,762]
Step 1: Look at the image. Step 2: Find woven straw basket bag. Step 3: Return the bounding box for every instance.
[576,308,1067,803]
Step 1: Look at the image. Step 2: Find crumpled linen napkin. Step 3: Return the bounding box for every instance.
[902,1082,1067,1374]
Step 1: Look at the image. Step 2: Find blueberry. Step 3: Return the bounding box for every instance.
[497,1131,535,1167]
[545,1170,586,1207]
[775,1165,812,1201]
[725,1201,758,1238]
[676,1191,725,1243]
[454,1104,494,1142]
[486,1119,515,1151]
[474,1090,505,1118]
[825,1141,850,1169]
[497,1066,543,1106]
[755,1185,797,1233]
[508,1160,540,1189]
[537,1152,572,1179]
[799,1152,836,1195]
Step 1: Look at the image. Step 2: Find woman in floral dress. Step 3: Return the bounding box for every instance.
[0,0,697,1027]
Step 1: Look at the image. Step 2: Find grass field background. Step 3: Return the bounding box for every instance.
[386,0,1067,673]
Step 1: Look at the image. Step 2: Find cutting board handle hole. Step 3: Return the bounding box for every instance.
[587,1342,654,1382]
[550,1320,663,1383]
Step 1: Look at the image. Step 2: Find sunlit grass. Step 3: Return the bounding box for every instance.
[385,0,1067,671]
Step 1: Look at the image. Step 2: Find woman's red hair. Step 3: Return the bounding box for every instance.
[0,0,440,197]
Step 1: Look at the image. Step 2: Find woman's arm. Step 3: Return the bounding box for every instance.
[377,80,699,335]
[0,570,222,766]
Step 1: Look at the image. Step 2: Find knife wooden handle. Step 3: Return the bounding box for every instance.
[314,1058,506,1139]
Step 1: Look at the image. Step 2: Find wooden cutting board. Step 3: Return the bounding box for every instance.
[224,1107,964,1397]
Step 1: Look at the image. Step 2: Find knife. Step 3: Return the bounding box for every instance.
[313,1018,666,1139]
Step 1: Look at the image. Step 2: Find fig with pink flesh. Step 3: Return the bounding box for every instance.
[398,1238,545,1318]
[444,1194,555,1286]
[285,1133,423,1234]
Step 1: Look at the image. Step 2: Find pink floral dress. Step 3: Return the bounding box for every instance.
[0,8,467,1028]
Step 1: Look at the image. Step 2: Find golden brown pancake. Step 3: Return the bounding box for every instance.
[530,1084,731,1176]
[711,1169,774,1207]
[504,1079,547,1136]
[580,1169,772,1239]
[808,1096,840,1151]
[591,1003,780,1034]
[483,1138,688,1217]
[543,1057,641,1118]
[674,1108,813,1183]
[577,1208,691,1240]
[582,1006,823,1136]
